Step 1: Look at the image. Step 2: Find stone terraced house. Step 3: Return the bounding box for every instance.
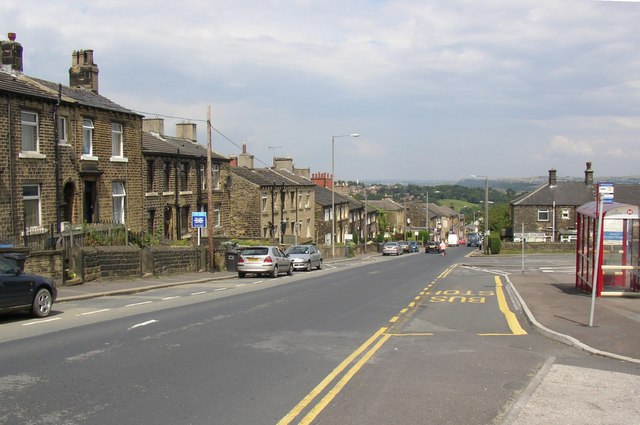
[142,118,230,241]
[0,33,144,247]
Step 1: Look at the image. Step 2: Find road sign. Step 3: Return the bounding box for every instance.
[192,212,207,228]
[599,182,614,204]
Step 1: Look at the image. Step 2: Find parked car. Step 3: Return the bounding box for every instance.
[382,242,402,256]
[409,241,420,252]
[237,246,293,278]
[398,241,411,253]
[424,240,439,254]
[286,244,323,271]
[0,255,57,318]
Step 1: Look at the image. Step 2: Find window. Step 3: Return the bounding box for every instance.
[199,164,205,191]
[146,160,154,192]
[324,207,331,221]
[538,209,550,221]
[163,161,172,191]
[111,123,124,157]
[290,192,295,208]
[305,191,310,208]
[21,111,38,152]
[562,209,570,220]
[58,116,68,144]
[180,162,189,191]
[112,182,126,224]
[298,192,303,208]
[181,206,190,236]
[23,185,41,227]
[82,119,94,155]
[213,202,221,227]
[262,192,268,212]
[213,164,220,190]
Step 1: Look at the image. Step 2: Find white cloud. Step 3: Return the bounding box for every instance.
[4,0,640,180]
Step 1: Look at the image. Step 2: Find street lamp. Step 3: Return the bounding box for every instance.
[332,133,360,257]
[425,189,439,242]
[471,175,489,254]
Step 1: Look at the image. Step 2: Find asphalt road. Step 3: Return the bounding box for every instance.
[1,247,638,424]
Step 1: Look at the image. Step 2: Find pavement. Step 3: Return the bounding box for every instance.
[56,254,640,364]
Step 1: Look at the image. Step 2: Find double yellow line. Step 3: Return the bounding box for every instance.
[277,327,390,425]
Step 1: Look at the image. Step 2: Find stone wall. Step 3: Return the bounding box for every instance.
[79,245,141,282]
[501,241,576,252]
[146,245,199,276]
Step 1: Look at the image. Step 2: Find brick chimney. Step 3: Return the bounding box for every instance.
[236,143,254,169]
[176,122,197,142]
[548,169,557,187]
[1,32,23,72]
[69,49,99,93]
[584,161,593,185]
[142,118,165,135]
[312,172,333,188]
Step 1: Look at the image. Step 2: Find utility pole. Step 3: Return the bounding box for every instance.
[206,106,215,271]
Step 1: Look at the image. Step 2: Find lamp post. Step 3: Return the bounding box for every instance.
[332,133,359,257]
[425,189,439,242]
[471,175,489,254]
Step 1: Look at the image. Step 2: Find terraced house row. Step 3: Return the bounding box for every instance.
[1,33,387,255]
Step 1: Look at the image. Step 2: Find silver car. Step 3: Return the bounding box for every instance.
[286,245,323,271]
[382,241,402,256]
[237,246,293,278]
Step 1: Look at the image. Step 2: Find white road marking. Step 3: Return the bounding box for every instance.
[161,296,180,300]
[128,319,158,330]
[22,317,61,326]
[78,309,111,316]
[213,288,228,292]
[190,291,207,296]
[126,301,153,307]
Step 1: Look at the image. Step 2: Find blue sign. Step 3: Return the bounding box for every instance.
[191,212,207,228]
[599,183,614,204]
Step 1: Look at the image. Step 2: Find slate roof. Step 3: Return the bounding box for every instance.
[231,166,316,189]
[314,186,352,207]
[511,181,595,206]
[0,69,139,116]
[366,199,404,212]
[143,132,228,161]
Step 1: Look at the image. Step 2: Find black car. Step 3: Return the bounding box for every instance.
[424,240,439,254]
[0,255,57,317]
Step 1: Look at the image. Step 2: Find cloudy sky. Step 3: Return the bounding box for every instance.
[3,0,640,182]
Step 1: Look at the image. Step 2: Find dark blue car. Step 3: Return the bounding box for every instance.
[0,255,57,318]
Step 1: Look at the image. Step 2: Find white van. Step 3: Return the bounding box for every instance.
[447,234,459,246]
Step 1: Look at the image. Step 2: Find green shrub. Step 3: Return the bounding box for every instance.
[489,233,502,254]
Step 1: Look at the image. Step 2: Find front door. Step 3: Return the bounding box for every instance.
[83,181,97,223]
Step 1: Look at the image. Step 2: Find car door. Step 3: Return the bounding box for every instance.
[309,246,320,266]
[275,247,290,269]
[0,257,32,310]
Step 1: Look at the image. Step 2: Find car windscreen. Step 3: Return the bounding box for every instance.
[242,248,269,256]
[288,246,309,254]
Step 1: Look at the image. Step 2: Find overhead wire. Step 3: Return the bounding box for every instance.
[131,108,271,168]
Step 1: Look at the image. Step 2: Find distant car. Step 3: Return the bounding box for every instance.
[409,241,420,252]
[382,242,402,256]
[467,233,480,247]
[237,246,293,278]
[424,240,439,254]
[398,241,411,253]
[286,244,323,271]
[0,255,57,318]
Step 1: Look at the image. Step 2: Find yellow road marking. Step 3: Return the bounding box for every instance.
[277,327,388,425]
[299,333,392,425]
[494,276,527,335]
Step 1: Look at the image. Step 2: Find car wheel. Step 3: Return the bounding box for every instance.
[317,259,322,270]
[32,287,53,318]
[238,272,246,278]
[271,264,279,278]
[306,261,312,271]
[287,263,293,276]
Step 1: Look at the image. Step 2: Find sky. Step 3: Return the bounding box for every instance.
[3,0,640,182]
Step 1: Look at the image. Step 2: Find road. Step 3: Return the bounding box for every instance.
[1,247,638,424]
